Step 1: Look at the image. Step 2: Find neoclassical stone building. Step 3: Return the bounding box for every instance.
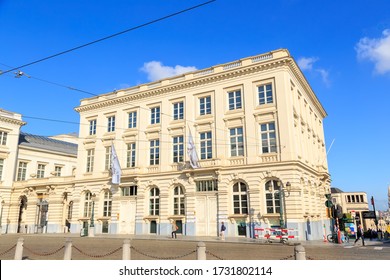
[0,109,77,234]
[70,49,331,240]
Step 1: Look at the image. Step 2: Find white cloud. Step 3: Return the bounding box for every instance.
[297,57,318,71]
[140,61,197,82]
[356,29,390,74]
[297,56,330,86]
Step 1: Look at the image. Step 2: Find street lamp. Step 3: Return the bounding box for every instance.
[89,194,96,237]
[278,181,291,229]
[0,200,4,235]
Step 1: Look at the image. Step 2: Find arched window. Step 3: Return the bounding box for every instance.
[84,192,92,217]
[265,180,280,214]
[103,191,112,217]
[149,187,160,216]
[233,182,248,214]
[173,186,185,215]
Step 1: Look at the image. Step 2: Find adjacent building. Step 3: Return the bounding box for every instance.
[0,109,77,234]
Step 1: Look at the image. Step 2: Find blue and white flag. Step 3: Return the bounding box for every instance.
[187,128,200,169]
[110,144,122,184]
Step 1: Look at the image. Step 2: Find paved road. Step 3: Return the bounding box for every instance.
[1,234,389,260]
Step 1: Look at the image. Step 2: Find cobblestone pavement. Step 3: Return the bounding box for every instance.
[1,233,389,260]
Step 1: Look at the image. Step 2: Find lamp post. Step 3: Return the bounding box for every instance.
[89,194,96,237]
[278,181,291,229]
[0,200,4,235]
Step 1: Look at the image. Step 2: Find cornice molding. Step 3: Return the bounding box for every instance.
[0,115,26,127]
[75,59,290,113]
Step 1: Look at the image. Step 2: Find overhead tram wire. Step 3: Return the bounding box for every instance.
[0,0,216,76]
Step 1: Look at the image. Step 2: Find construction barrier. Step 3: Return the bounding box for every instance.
[254,227,299,242]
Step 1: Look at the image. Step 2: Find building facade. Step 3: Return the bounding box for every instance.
[0,109,78,234]
[70,49,331,240]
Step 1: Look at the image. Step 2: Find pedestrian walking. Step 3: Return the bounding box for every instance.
[171,221,178,239]
[354,225,365,246]
[220,221,226,240]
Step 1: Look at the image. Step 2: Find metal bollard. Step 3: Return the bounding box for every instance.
[294,244,306,260]
[63,238,72,260]
[14,237,24,260]
[197,242,206,260]
[122,239,131,260]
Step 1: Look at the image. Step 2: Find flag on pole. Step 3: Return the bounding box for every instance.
[110,144,122,184]
[187,128,200,169]
[371,196,375,207]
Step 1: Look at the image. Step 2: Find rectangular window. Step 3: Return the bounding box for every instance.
[173,102,184,120]
[258,84,273,105]
[0,131,8,145]
[105,146,111,171]
[0,158,4,180]
[107,116,116,132]
[196,180,218,192]
[151,107,160,124]
[173,136,184,163]
[128,111,137,128]
[86,149,94,172]
[127,143,136,168]
[230,127,244,156]
[54,166,62,177]
[228,90,242,110]
[17,162,27,181]
[89,119,97,135]
[199,96,211,115]
[260,122,277,153]
[37,164,45,178]
[150,139,160,165]
[121,186,138,196]
[200,131,212,159]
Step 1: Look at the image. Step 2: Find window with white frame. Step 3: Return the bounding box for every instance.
[173,186,185,215]
[200,131,212,159]
[228,90,242,110]
[83,192,93,217]
[37,164,46,178]
[86,149,94,172]
[265,180,280,214]
[128,111,137,128]
[149,187,160,215]
[173,135,184,163]
[173,101,184,120]
[127,142,136,168]
[121,185,137,196]
[230,127,244,157]
[258,84,273,105]
[103,191,112,217]
[54,166,62,177]
[107,116,116,132]
[151,107,160,124]
[149,139,160,165]
[89,119,97,135]
[199,96,211,115]
[260,122,277,153]
[0,158,4,180]
[105,146,112,171]
[233,182,248,214]
[17,161,27,181]
[0,131,8,145]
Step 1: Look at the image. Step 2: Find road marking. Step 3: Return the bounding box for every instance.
[374,247,383,250]
[344,246,354,249]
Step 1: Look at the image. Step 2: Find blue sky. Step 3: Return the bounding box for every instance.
[1,0,389,210]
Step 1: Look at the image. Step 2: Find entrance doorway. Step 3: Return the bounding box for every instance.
[35,200,49,233]
[150,220,157,234]
[196,196,217,236]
